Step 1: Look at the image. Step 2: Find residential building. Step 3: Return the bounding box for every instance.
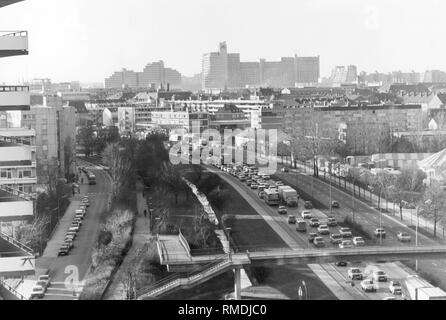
[209,103,250,133]
[294,55,320,85]
[0,5,35,226]
[104,68,138,89]
[151,108,209,134]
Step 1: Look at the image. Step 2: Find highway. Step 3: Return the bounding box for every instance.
[274,165,446,290]
[39,159,112,300]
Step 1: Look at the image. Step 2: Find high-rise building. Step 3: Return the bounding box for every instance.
[201,42,320,90]
[330,65,358,84]
[294,55,320,85]
[0,0,36,226]
[104,68,138,89]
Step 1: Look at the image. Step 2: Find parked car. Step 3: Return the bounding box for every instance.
[304,201,313,209]
[301,210,312,219]
[334,261,348,267]
[327,217,338,227]
[278,206,288,215]
[281,167,289,172]
[308,232,318,243]
[372,270,388,282]
[374,228,386,239]
[250,183,258,190]
[30,285,45,299]
[361,279,377,292]
[287,215,297,224]
[352,236,365,246]
[58,244,71,256]
[348,267,364,280]
[258,191,265,199]
[309,218,320,228]
[339,227,352,238]
[389,280,402,295]
[397,232,411,242]
[330,234,343,245]
[339,240,354,249]
[317,224,330,235]
[276,181,284,186]
[313,237,325,248]
[331,200,340,208]
[246,180,253,186]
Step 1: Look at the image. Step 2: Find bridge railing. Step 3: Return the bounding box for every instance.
[0,231,34,256]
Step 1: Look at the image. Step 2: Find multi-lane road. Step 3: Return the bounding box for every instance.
[37,159,112,300]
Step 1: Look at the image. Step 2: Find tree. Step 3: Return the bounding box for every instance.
[159,163,187,204]
[421,181,446,237]
[102,142,133,200]
[78,124,95,157]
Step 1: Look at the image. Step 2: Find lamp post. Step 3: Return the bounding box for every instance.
[226,227,232,260]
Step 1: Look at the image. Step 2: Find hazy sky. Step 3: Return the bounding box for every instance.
[1,0,446,84]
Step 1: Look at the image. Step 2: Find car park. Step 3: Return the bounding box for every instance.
[331,200,340,208]
[339,240,354,248]
[278,206,287,215]
[389,280,402,295]
[330,233,343,245]
[374,228,386,239]
[317,224,330,235]
[327,217,338,227]
[352,236,365,246]
[313,237,325,248]
[308,232,318,242]
[301,210,312,219]
[304,201,313,209]
[348,267,364,280]
[372,270,388,282]
[287,215,297,224]
[397,232,411,242]
[361,279,377,292]
[309,218,320,227]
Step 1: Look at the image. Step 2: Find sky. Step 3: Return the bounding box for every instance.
[1,0,446,84]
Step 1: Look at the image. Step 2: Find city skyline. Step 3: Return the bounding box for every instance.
[1,0,446,84]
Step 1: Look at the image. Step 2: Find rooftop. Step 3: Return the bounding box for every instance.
[0,0,23,9]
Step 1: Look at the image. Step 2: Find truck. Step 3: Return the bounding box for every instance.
[264,189,280,206]
[277,186,298,206]
[405,276,446,300]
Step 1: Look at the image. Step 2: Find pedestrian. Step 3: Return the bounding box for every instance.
[144,209,147,217]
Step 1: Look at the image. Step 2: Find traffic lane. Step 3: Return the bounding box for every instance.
[276,172,433,247]
[206,167,310,249]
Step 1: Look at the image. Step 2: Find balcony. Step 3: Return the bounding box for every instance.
[0,31,28,58]
[0,189,33,220]
[0,0,24,9]
[0,86,30,111]
[0,232,34,277]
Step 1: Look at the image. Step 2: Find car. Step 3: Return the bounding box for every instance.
[30,285,45,299]
[37,275,50,289]
[308,232,318,243]
[287,215,297,224]
[276,181,284,186]
[317,224,330,235]
[374,228,386,239]
[58,244,71,256]
[70,223,80,232]
[309,218,320,227]
[246,180,253,186]
[65,234,75,243]
[278,206,287,215]
[313,237,325,247]
[327,217,338,227]
[68,226,79,233]
[301,210,312,219]
[281,167,289,172]
[361,279,377,292]
[372,270,388,282]
[339,240,354,248]
[250,183,258,190]
[382,296,396,300]
[331,200,340,208]
[397,232,411,242]
[258,191,265,199]
[304,201,313,209]
[330,233,343,244]
[389,280,402,295]
[75,209,86,215]
[339,227,352,238]
[238,175,247,182]
[334,261,348,267]
[352,236,365,246]
[348,267,364,280]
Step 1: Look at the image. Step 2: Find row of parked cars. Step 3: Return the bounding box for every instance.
[30,275,51,299]
[58,195,89,256]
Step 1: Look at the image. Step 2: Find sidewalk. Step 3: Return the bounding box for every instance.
[278,157,446,240]
[102,181,151,300]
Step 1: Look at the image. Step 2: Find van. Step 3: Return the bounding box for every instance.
[296,219,307,232]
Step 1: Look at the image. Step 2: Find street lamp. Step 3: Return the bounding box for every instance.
[225,227,232,260]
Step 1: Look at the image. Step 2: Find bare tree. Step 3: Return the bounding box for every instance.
[421,181,446,237]
[102,143,133,199]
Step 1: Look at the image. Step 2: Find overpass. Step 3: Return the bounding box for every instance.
[141,236,446,299]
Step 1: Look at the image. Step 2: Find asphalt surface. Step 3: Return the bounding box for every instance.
[39,159,112,300]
